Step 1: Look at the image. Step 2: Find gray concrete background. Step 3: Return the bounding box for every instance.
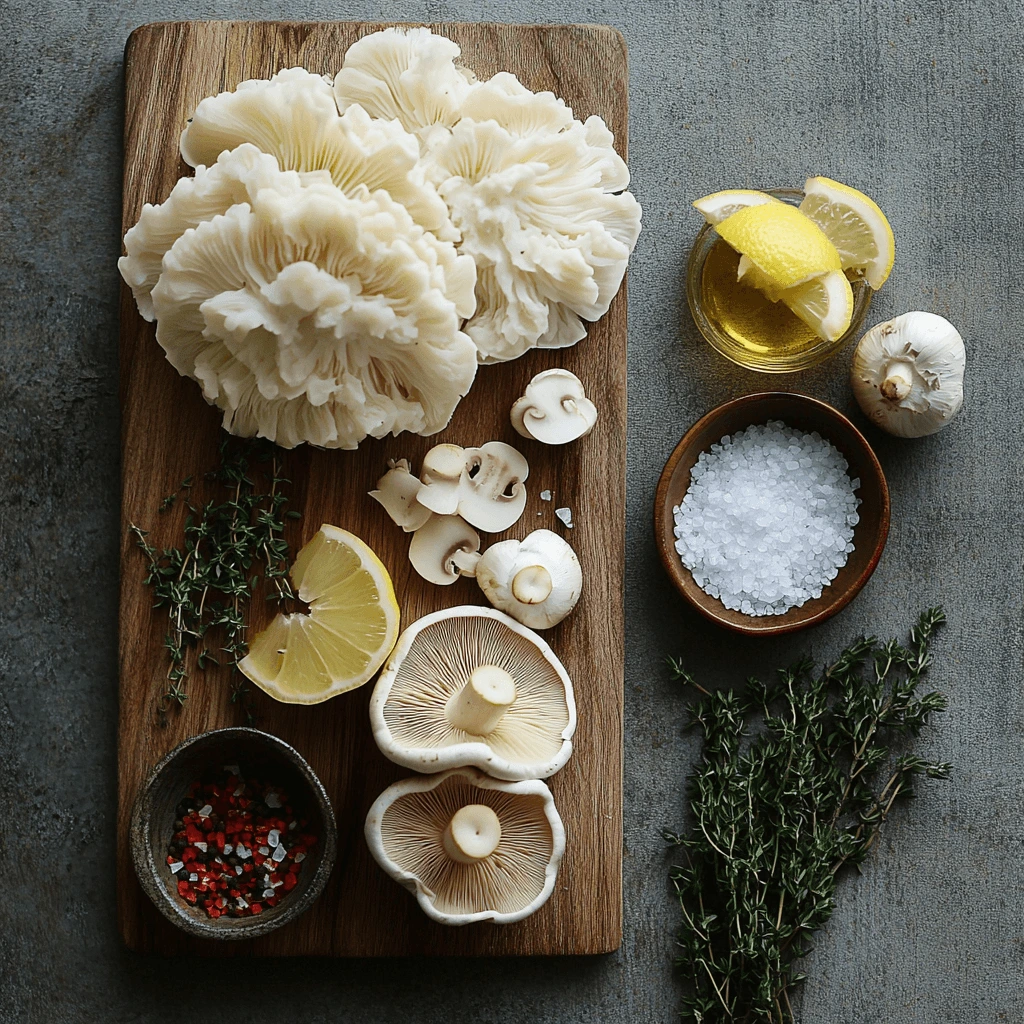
[0,0,1019,1020]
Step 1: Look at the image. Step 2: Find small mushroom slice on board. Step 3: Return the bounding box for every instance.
[364,767,565,926]
[369,458,432,532]
[370,606,576,780]
[416,442,529,533]
[510,369,598,444]
[408,514,481,584]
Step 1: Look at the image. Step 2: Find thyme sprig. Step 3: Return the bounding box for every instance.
[130,437,299,724]
[664,608,950,1023]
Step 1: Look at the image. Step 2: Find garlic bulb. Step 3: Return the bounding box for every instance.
[850,312,965,438]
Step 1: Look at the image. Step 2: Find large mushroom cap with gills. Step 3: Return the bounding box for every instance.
[369,606,576,780]
[364,767,565,925]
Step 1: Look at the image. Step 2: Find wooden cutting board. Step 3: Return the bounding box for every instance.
[118,20,627,956]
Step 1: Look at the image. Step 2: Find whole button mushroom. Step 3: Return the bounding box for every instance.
[364,767,566,926]
[851,312,966,437]
[475,530,582,630]
[370,606,576,780]
[510,369,598,445]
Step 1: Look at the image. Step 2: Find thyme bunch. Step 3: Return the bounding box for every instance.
[129,437,300,723]
[664,609,950,1023]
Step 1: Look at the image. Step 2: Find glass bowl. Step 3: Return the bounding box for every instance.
[685,188,873,373]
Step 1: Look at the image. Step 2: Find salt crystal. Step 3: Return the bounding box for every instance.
[189,872,199,882]
[671,421,860,617]
[555,507,573,528]
[265,791,282,808]
[169,861,184,874]
[198,804,213,818]
[294,852,306,863]
[236,896,249,909]
[259,846,270,856]
[272,843,287,863]
[194,841,207,853]
[540,489,552,501]
[263,888,275,899]
[235,865,243,876]
[223,844,233,855]
[267,829,280,848]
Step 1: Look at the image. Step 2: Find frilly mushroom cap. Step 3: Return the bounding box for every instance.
[179,67,461,248]
[118,144,299,321]
[364,767,565,925]
[333,27,475,138]
[370,606,576,780]
[149,180,478,449]
[510,369,598,444]
[426,84,642,363]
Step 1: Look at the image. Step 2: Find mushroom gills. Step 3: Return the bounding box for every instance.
[446,664,517,734]
[443,804,501,863]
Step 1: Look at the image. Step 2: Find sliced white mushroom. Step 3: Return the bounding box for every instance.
[510,369,598,444]
[408,514,481,584]
[416,441,529,533]
[370,605,576,780]
[475,530,582,630]
[368,459,431,532]
[365,767,565,926]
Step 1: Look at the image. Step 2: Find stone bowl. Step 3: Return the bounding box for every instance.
[654,392,890,636]
[130,727,336,940]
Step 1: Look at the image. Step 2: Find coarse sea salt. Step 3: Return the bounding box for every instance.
[672,421,860,617]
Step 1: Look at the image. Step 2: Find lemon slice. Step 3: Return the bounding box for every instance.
[239,524,400,704]
[738,260,854,342]
[799,176,895,289]
[693,189,779,225]
[715,202,842,290]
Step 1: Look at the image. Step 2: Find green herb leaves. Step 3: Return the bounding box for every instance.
[130,438,297,724]
[664,609,950,1023]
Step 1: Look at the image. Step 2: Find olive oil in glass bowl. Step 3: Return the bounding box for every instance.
[685,188,873,373]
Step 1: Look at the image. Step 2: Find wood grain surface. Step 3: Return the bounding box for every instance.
[118,20,628,956]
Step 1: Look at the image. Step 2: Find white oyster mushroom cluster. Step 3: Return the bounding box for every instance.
[335,28,642,364]
[370,443,583,629]
[120,30,640,449]
[365,607,574,925]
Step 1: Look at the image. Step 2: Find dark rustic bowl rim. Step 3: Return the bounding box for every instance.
[653,392,890,637]
[130,726,337,941]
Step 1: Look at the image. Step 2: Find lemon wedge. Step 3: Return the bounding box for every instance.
[799,176,895,289]
[738,260,854,342]
[715,202,842,290]
[693,189,780,225]
[239,524,400,704]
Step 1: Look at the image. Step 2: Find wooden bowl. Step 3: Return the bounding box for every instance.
[130,727,337,940]
[654,393,890,636]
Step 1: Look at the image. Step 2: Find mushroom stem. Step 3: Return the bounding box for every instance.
[442,804,502,864]
[511,565,553,605]
[880,363,914,402]
[446,664,517,734]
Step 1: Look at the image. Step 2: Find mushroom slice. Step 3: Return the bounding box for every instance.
[476,530,582,630]
[416,441,529,533]
[408,514,481,584]
[510,369,598,444]
[370,606,576,780]
[365,767,565,926]
[369,459,431,533]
